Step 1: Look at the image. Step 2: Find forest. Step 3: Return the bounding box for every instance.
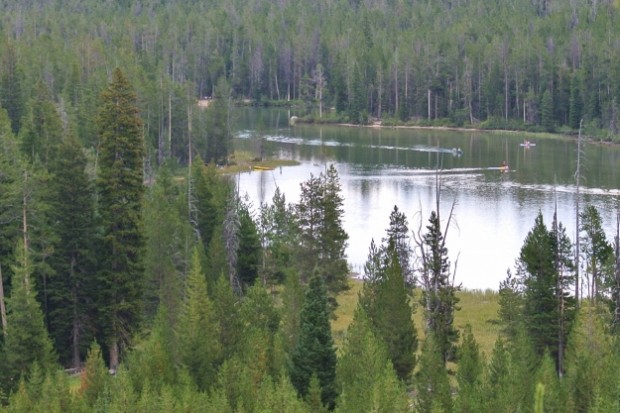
[2,0,620,412]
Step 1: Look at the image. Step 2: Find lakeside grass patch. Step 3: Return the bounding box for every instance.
[332,279,501,357]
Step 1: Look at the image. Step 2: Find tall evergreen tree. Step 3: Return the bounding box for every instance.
[2,241,56,393]
[205,76,232,164]
[420,211,460,363]
[177,248,221,391]
[580,205,613,302]
[414,334,452,413]
[518,211,575,372]
[319,165,349,295]
[96,68,145,371]
[236,201,261,290]
[290,275,338,410]
[296,165,348,296]
[360,244,417,381]
[569,73,583,130]
[497,270,523,342]
[336,308,409,413]
[19,81,63,166]
[455,324,484,413]
[541,89,555,132]
[0,43,24,136]
[46,134,97,368]
[383,205,414,286]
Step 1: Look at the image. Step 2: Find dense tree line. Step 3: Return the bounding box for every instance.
[3,0,620,410]
[1,0,620,173]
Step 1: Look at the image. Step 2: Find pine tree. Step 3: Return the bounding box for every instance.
[19,81,63,166]
[290,276,338,410]
[206,77,232,164]
[178,248,221,391]
[569,73,583,130]
[580,205,613,303]
[296,173,323,283]
[78,341,108,407]
[368,245,417,381]
[2,241,56,393]
[420,211,460,364]
[237,202,261,290]
[455,325,483,413]
[0,108,21,297]
[143,165,189,322]
[518,212,560,361]
[0,43,24,136]
[541,89,555,132]
[46,134,97,368]
[414,334,452,413]
[383,205,414,286]
[319,165,349,295]
[482,337,512,412]
[336,308,409,413]
[96,68,145,371]
[497,269,523,342]
[296,165,349,296]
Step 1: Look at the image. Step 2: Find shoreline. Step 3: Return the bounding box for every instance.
[294,118,619,146]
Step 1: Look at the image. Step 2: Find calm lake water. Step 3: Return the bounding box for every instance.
[233,109,620,290]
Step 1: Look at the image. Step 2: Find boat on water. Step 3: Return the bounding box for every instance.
[519,140,536,148]
[251,165,275,171]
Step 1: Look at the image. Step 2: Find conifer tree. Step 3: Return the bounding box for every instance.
[497,269,523,342]
[319,165,349,294]
[143,165,189,322]
[296,165,348,296]
[580,205,613,302]
[482,337,512,412]
[2,241,56,393]
[518,212,558,355]
[237,202,261,290]
[19,81,63,166]
[455,324,483,413]
[414,334,452,413]
[383,205,414,286]
[47,134,97,368]
[541,89,555,132]
[96,68,145,371]
[569,73,583,130]
[290,275,338,410]
[178,248,220,391]
[0,43,24,136]
[368,245,417,381]
[336,308,409,413]
[420,211,460,364]
[206,77,233,164]
[78,341,108,407]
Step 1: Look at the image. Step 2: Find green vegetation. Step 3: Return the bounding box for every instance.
[3,0,620,411]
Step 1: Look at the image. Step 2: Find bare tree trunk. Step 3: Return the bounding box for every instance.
[71,256,81,369]
[427,89,431,120]
[168,89,172,159]
[0,265,6,336]
[109,338,119,373]
[614,205,620,326]
[575,120,582,303]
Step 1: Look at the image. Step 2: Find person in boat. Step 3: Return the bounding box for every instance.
[501,160,509,171]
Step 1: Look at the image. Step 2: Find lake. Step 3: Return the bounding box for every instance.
[233,109,620,290]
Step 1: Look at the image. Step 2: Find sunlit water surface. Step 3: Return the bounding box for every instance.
[233,109,620,290]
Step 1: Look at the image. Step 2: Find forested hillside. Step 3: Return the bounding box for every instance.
[3,0,620,412]
[2,0,620,163]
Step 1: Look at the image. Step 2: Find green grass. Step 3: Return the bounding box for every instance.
[332,279,501,357]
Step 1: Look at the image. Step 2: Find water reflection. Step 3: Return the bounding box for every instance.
[234,109,620,290]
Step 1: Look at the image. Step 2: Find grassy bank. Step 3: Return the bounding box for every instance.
[333,279,500,357]
[220,150,299,174]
